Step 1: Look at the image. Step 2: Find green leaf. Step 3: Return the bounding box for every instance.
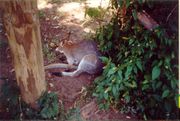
[165,57,171,65]
[142,84,149,91]
[142,80,148,85]
[117,0,123,7]
[125,95,130,103]
[129,38,134,45]
[125,0,130,8]
[99,32,104,41]
[40,106,49,118]
[167,38,172,46]
[143,114,147,120]
[119,84,125,91]
[136,60,143,71]
[162,90,170,98]
[118,70,123,80]
[107,31,113,40]
[132,9,137,20]
[107,67,117,76]
[85,7,102,19]
[151,81,156,91]
[138,0,143,4]
[153,94,162,102]
[158,60,163,66]
[124,81,134,88]
[100,56,109,63]
[133,66,137,74]
[104,103,110,110]
[144,74,151,80]
[104,92,109,100]
[156,81,162,89]
[112,85,117,96]
[164,101,172,112]
[52,104,58,114]
[122,91,128,97]
[99,103,104,109]
[152,66,161,80]
[171,79,177,89]
[132,81,137,88]
[92,93,99,97]
[39,92,59,119]
[125,66,133,79]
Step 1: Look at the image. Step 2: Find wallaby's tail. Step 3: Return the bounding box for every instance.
[45,63,77,70]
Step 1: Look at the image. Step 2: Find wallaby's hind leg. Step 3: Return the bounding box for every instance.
[61,69,83,77]
[61,54,97,77]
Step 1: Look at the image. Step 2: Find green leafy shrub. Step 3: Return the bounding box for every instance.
[64,107,82,121]
[24,92,59,120]
[38,92,59,119]
[0,79,21,119]
[43,43,56,62]
[0,79,59,120]
[38,11,46,19]
[93,0,178,119]
[84,5,111,26]
[85,7,106,20]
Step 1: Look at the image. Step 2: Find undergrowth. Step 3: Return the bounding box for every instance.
[0,79,59,119]
[92,0,178,119]
[43,43,57,63]
[0,79,81,120]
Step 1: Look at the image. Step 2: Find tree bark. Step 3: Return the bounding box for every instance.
[2,0,46,104]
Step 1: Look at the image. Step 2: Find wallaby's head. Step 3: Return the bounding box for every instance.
[55,31,73,53]
[55,40,74,53]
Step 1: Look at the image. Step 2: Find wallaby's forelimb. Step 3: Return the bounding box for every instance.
[45,63,77,70]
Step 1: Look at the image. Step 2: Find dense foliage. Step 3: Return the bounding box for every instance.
[92,0,178,119]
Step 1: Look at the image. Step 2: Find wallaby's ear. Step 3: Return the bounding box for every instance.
[60,41,64,47]
[67,40,73,45]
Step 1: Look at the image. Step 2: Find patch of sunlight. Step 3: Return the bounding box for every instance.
[86,0,110,8]
[57,2,85,21]
[58,2,81,12]
[38,0,53,9]
[38,0,48,9]
[83,28,95,33]
[56,0,110,21]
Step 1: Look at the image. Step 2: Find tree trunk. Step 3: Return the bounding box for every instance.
[2,0,46,104]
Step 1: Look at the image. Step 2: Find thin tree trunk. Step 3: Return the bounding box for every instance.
[2,0,46,104]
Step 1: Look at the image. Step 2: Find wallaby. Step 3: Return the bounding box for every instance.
[45,34,103,77]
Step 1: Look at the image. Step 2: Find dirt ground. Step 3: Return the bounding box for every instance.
[0,0,135,120]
